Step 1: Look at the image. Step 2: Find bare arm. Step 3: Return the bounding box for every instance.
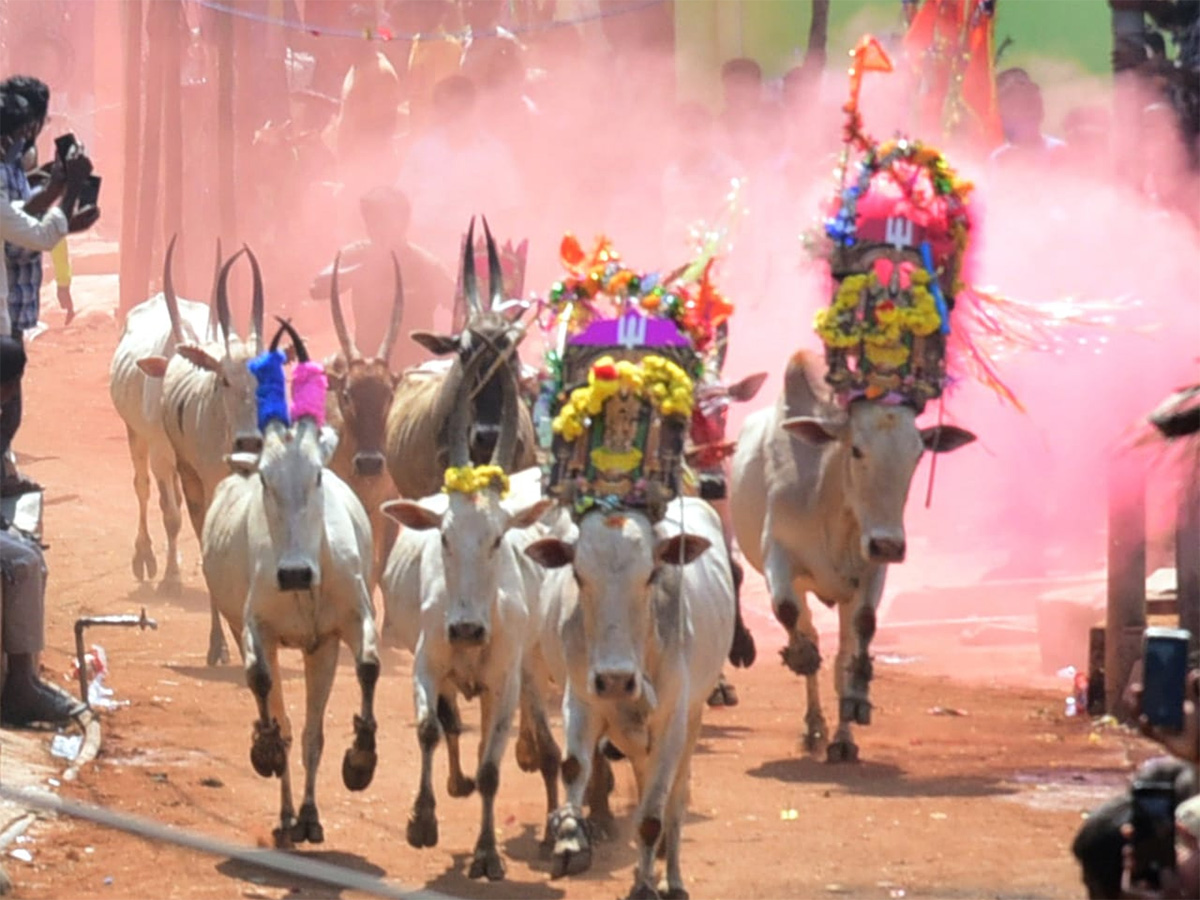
[1,193,69,253]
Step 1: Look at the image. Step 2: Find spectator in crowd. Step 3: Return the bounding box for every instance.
[309,186,454,372]
[988,68,1067,168]
[718,57,777,169]
[0,87,98,498]
[388,0,461,137]
[1061,104,1113,180]
[334,4,402,195]
[0,334,86,726]
[396,75,522,266]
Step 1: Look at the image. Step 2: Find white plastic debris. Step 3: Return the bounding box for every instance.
[9,849,32,863]
[50,733,83,760]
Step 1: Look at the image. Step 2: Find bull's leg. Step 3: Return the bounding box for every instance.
[764,541,826,750]
[585,744,616,840]
[177,461,228,667]
[550,685,600,879]
[467,672,519,881]
[828,569,883,763]
[292,637,338,845]
[244,623,295,845]
[342,575,381,791]
[407,652,441,849]
[517,664,560,850]
[148,445,182,591]
[438,693,475,797]
[707,671,739,708]
[126,426,156,582]
[629,691,688,900]
[660,710,702,900]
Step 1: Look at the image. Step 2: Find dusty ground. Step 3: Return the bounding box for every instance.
[4,279,1165,900]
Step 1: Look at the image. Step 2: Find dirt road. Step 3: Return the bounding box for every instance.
[7,289,1155,899]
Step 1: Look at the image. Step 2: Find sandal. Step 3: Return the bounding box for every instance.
[0,475,43,498]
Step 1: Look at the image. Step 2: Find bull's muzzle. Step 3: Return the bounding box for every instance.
[277,564,314,592]
[234,434,264,455]
[447,621,488,647]
[591,669,641,700]
[353,452,385,478]
[866,537,907,564]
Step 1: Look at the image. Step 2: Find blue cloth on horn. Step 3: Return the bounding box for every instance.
[248,350,290,431]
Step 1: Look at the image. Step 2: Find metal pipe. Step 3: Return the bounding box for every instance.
[73,609,159,706]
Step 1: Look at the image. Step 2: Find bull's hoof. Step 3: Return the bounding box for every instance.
[207,639,231,668]
[549,809,591,879]
[156,571,182,597]
[250,721,287,779]
[447,773,476,798]
[840,696,872,726]
[779,636,821,677]
[291,803,324,845]
[600,739,625,762]
[729,623,756,669]
[587,812,617,842]
[707,678,739,708]
[803,716,828,755]
[515,728,540,773]
[272,822,296,850]
[406,802,438,849]
[628,882,661,900]
[342,746,377,792]
[468,844,506,881]
[661,886,690,900]
[132,545,156,582]
[826,739,859,764]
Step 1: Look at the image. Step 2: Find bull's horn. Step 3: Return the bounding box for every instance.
[215,247,249,354]
[378,251,405,363]
[447,347,487,468]
[328,252,358,361]
[162,234,184,346]
[482,217,505,311]
[206,238,223,342]
[245,246,265,354]
[460,217,481,318]
[272,315,309,364]
[490,356,519,472]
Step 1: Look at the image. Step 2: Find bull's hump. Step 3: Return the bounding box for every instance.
[782,351,831,417]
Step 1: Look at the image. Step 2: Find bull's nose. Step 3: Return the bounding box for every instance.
[447,622,488,646]
[353,452,385,477]
[235,434,264,455]
[277,565,313,591]
[867,537,907,563]
[592,670,639,699]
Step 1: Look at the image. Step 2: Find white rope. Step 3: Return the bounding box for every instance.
[0,785,457,900]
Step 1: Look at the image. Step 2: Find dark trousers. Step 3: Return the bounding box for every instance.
[0,330,23,460]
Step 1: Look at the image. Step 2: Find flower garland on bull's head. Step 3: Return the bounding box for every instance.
[803,35,1119,413]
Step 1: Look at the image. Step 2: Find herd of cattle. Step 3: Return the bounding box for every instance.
[105,225,977,899]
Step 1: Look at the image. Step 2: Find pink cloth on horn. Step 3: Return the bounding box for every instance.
[290,361,328,426]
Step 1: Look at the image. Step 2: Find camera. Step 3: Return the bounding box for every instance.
[53,132,77,162]
[78,175,101,209]
[1130,779,1178,888]
[1142,626,1192,732]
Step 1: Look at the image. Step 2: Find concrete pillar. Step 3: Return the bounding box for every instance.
[1106,453,1147,721]
[1177,446,1200,648]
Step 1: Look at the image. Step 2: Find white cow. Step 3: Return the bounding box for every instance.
[109,237,213,589]
[201,321,379,848]
[525,496,735,900]
[730,351,975,761]
[380,355,555,880]
[139,247,269,665]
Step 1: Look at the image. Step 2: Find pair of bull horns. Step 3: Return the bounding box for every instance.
[268,316,310,364]
[160,234,264,354]
[460,216,506,318]
[329,251,405,364]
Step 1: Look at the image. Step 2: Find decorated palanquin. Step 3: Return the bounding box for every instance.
[535,235,734,520]
[805,35,1117,414]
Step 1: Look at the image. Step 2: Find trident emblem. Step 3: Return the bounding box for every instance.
[617,312,648,348]
[885,216,914,250]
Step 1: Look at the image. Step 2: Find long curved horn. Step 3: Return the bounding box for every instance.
[447,348,487,468]
[272,315,309,364]
[378,251,405,363]
[245,246,265,354]
[206,238,222,342]
[162,234,184,346]
[328,252,357,360]
[215,247,249,354]
[482,217,505,311]
[489,353,519,471]
[460,217,481,319]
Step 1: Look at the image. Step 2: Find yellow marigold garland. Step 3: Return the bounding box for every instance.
[551,354,694,443]
[813,270,942,369]
[443,464,511,498]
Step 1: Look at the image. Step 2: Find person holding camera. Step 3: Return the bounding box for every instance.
[0,86,99,497]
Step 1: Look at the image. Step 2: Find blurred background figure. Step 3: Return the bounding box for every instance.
[388,0,460,139]
[989,67,1067,168]
[1061,104,1113,180]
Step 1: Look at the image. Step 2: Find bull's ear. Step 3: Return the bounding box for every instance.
[782,416,840,445]
[317,426,339,465]
[655,534,711,566]
[508,498,555,531]
[177,344,223,373]
[137,356,170,378]
[729,371,768,403]
[525,538,574,569]
[921,425,977,454]
[381,500,443,531]
[410,331,460,356]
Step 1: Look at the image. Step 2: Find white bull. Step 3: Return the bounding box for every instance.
[201,322,379,847]
[109,237,213,589]
[730,351,975,761]
[139,247,269,666]
[525,496,735,900]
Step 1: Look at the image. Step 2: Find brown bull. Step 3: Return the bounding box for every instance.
[384,218,535,501]
[323,252,405,587]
